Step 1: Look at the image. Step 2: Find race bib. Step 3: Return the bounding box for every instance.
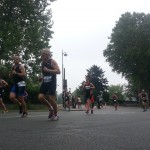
[85,86,90,89]
[17,81,26,87]
[43,76,52,83]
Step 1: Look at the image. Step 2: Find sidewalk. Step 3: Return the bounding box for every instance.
[57,104,85,111]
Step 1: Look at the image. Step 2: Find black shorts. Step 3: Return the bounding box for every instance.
[143,100,147,103]
[39,81,56,96]
[85,94,92,102]
[0,92,4,98]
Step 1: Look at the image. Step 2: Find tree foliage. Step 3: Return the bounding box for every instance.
[86,65,108,95]
[103,12,150,92]
[75,65,108,98]
[0,0,56,76]
[0,0,56,104]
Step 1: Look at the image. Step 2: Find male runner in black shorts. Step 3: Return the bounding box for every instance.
[38,48,60,120]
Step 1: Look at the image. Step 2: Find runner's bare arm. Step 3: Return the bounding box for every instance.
[90,83,95,89]
[43,59,61,74]
[2,80,8,87]
[17,65,26,77]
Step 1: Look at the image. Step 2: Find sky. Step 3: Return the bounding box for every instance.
[49,0,150,93]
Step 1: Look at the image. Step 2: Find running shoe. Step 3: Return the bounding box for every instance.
[48,110,54,119]
[85,110,89,114]
[21,112,28,118]
[2,110,8,114]
[51,115,59,121]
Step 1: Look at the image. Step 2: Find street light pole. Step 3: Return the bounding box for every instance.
[62,50,67,107]
[62,50,64,95]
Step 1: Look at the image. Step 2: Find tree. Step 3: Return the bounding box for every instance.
[0,0,56,75]
[87,65,108,92]
[103,12,150,92]
[0,0,56,104]
[86,65,108,96]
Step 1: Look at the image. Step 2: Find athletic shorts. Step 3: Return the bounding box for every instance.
[39,81,56,96]
[142,100,147,103]
[10,85,25,97]
[85,94,92,103]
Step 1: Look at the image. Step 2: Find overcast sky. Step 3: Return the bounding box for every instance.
[49,0,150,93]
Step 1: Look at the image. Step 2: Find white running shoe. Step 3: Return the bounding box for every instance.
[51,115,59,121]
[2,110,8,114]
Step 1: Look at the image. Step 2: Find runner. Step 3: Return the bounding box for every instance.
[38,48,60,121]
[82,75,95,114]
[139,89,148,112]
[0,78,8,113]
[9,56,27,117]
[112,93,118,110]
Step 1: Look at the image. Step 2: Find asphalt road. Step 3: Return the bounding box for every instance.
[0,106,150,150]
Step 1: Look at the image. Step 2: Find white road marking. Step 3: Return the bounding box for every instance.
[0,114,48,119]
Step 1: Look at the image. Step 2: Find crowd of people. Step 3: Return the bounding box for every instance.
[0,48,149,120]
[62,87,149,114]
[0,48,61,120]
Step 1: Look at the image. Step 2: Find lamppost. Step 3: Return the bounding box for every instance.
[62,50,67,106]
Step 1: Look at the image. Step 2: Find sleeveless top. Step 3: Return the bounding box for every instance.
[141,93,146,98]
[12,64,25,84]
[112,95,117,100]
[42,59,56,83]
[84,82,92,96]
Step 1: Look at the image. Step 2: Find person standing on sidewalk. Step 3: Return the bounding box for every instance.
[82,75,95,114]
[77,96,82,109]
[9,56,27,117]
[38,48,60,121]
